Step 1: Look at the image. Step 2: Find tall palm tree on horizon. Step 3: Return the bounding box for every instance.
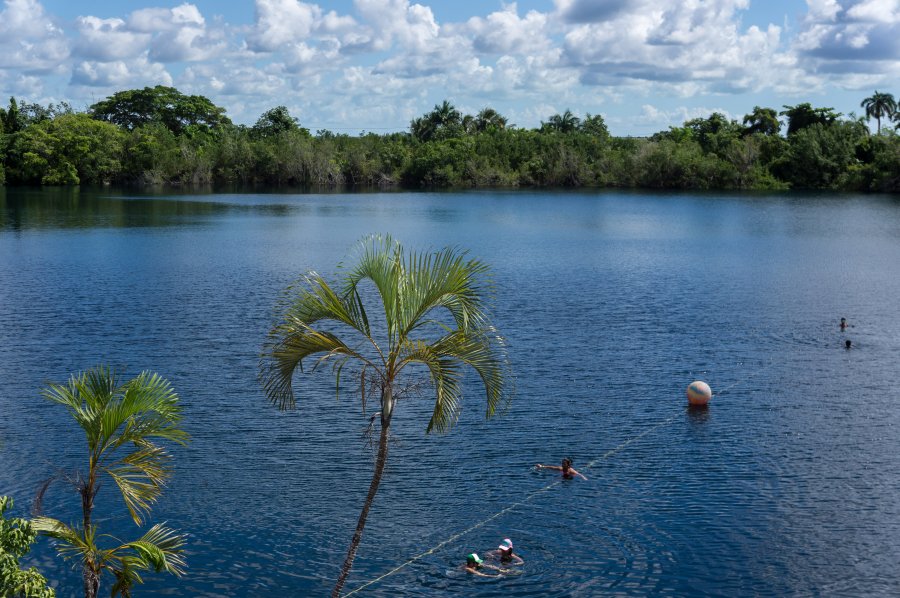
[261,234,511,597]
[861,91,897,134]
[32,367,189,598]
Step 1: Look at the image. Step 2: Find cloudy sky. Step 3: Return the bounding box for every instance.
[1,0,898,135]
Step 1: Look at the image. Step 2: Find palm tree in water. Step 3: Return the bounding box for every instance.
[261,235,511,597]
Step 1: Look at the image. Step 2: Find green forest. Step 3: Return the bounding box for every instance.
[1,85,899,191]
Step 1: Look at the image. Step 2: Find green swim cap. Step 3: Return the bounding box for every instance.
[466,553,482,565]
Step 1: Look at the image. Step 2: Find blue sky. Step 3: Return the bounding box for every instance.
[2,0,897,135]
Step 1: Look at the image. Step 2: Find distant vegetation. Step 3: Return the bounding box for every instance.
[1,86,900,192]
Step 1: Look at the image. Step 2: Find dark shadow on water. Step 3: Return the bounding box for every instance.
[686,404,711,426]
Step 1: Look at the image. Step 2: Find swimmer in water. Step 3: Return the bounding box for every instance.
[845,339,852,349]
[840,317,848,331]
[465,553,499,576]
[535,457,587,480]
[487,538,524,565]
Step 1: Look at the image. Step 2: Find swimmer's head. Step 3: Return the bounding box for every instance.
[845,339,852,349]
[466,553,482,567]
[561,458,572,470]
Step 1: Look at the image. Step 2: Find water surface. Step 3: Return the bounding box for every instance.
[2,188,899,596]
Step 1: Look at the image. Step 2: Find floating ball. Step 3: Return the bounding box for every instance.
[686,381,712,406]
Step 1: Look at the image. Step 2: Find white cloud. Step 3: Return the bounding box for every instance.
[182,63,286,97]
[354,0,440,51]
[73,16,150,61]
[0,0,69,71]
[845,0,900,23]
[247,0,321,51]
[793,0,900,81]
[68,3,224,64]
[451,3,551,55]
[3,0,898,134]
[560,0,800,95]
[129,3,205,32]
[70,54,172,88]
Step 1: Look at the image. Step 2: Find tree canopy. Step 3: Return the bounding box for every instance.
[0,497,55,598]
[781,103,840,136]
[89,85,230,134]
[3,90,900,191]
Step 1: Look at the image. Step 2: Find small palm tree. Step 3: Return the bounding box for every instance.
[32,367,189,598]
[861,91,897,134]
[261,235,511,597]
[475,107,507,132]
[542,109,580,133]
[430,100,461,128]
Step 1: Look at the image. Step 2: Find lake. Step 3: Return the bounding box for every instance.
[2,187,899,596]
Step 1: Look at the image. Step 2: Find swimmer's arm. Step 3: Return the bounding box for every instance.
[571,468,588,480]
[512,554,524,565]
[535,464,562,471]
[467,568,496,577]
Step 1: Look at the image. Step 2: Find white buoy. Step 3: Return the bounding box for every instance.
[686,381,712,406]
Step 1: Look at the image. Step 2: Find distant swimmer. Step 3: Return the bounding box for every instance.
[845,339,852,349]
[488,538,524,565]
[465,553,499,577]
[840,317,849,331]
[535,457,587,480]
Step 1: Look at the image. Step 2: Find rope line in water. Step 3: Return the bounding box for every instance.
[342,413,678,597]
[342,364,770,597]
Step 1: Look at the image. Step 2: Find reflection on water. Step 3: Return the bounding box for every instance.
[2,188,900,596]
[0,187,297,230]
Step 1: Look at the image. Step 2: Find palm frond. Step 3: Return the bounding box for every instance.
[41,375,104,450]
[342,234,403,342]
[121,524,187,576]
[400,328,511,433]
[105,372,187,451]
[279,272,374,339]
[31,517,94,562]
[109,560,143,598]
[104,443,172,525]
[397,245,493,339]
[261,315,377,410]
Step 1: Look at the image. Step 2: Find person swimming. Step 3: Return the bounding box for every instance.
[535,457,587,480]
[490,538,524,565]
[845,339,852,349]
[840,317,848,331]
[465,553,499,577]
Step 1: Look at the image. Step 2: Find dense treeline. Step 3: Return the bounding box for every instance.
[1,85,900,191]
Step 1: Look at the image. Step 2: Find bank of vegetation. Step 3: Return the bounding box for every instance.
[1,86,900,192]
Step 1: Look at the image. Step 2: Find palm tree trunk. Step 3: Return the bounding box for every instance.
[83,567,100,598]
[332,420,390,597]
[82,472,98,598]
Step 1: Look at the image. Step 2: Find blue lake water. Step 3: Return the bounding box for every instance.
[2,187,900,596]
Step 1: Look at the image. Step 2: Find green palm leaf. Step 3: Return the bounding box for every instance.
[120,524,187,576]
[104,442,172,525]
[30,517,89,557]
